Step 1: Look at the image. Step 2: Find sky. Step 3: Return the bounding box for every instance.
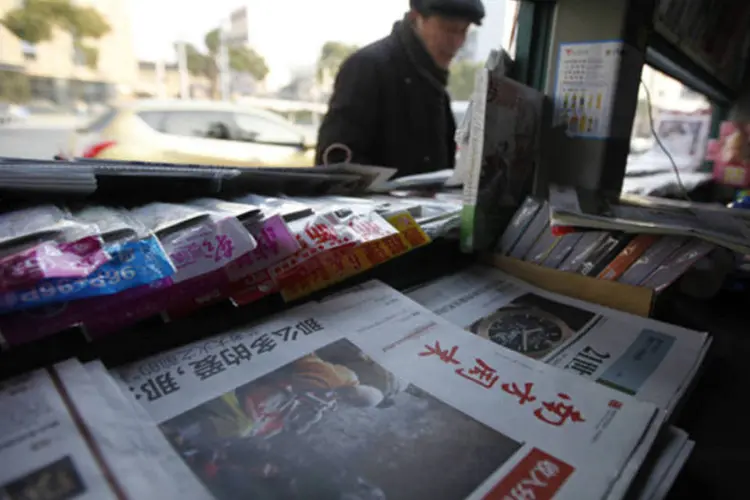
[129,0,513,90]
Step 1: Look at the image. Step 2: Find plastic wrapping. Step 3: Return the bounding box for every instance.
[0,235,175,313]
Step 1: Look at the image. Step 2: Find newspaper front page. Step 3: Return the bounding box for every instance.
[112,286,658,500]
[406,265,709,416]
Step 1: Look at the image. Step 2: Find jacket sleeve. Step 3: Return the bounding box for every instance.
[315,51,380,166]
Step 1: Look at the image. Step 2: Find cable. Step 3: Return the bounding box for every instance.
[639,78,691,201]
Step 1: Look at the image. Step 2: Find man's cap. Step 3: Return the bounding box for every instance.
[410,0,485,25]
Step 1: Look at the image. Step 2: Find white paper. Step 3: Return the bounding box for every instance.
[113,282,658,500]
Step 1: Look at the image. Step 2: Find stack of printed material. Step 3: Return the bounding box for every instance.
[406,265,710,498]
[1,281,661,499]
[497,196,719,293]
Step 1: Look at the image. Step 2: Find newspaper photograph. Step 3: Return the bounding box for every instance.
[114,284,659,500]
[406,267,598,360]
[158,338,520,500]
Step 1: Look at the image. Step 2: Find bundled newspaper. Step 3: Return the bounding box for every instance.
[405,264,710,417]
[405,265,709,498]
[0,360,207,499]
[109,281,659,499]
[549,184,750,254]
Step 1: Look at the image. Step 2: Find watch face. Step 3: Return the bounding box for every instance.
[471,307,573,358]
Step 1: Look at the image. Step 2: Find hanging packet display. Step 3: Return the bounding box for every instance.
[0,235,175,313]
[0,207,112,293]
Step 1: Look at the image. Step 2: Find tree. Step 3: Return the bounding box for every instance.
[317,41,358,83]
[448,60,482,101]
[1,0,110,69]
[182,29,269,99]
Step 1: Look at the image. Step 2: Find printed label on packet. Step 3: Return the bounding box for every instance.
[0,236,174,314]
[279,212,431,302]
[164,216,300,320]
[0,236,111,293]
[271,210,398,281]
[162,215,257,284]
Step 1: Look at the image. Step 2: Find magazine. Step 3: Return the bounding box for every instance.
[460,51,544,252]
[405,265,710,417]
[112,283,658,500]
[549,184,750,253]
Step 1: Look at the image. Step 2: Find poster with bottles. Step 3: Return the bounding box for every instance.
[553,40,628,140]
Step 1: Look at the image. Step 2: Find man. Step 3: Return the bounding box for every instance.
[315,0,485,177]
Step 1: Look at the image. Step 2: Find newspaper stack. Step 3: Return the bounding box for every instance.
[1,282,662,499]
[496,195,722,293]
[405,265,710,498]
[549,184,750,254]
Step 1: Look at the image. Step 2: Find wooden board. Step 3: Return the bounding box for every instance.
[485,254,655,318]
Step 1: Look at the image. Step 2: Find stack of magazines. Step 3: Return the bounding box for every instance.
[496,192,738,293]
[0,273,705,499]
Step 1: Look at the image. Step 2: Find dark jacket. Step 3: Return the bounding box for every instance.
[315,19,456,177]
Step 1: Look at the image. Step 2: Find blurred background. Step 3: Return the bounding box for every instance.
[0,0,714,189]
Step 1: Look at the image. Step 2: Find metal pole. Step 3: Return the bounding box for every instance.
[177,42,190,99]
[219,20,231,100]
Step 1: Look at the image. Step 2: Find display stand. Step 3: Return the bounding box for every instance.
[485,254,655,317]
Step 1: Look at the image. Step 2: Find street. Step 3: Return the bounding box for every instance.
[0,117,80,160]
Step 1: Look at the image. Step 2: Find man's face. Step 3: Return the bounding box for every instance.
[415,14,471,69]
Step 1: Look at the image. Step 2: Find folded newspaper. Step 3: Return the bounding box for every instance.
[405,264,710,418]
[404,265,709,499]
[549,184,750,254]
[0,360,208,499]
[111,281,659,499]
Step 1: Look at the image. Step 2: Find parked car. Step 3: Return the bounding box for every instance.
[66,99,316,167]
[0,103,29,125]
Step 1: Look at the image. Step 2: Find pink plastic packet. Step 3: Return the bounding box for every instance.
[0,235,111,293]
[163,215,299,320]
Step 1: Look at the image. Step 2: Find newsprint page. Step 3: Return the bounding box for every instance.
[110,283,660,500]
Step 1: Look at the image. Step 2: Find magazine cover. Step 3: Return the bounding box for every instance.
[460,55,544,253]
[114,285,658,500]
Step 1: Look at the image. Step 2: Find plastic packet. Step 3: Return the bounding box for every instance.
[0,234,175,314]
[75,206,147,244]
[80,213,258,339]
[234,194,313,222]
[0,228,111,294]
[0,205,70,249]
[186,198,261,223]
[129,202,210,234]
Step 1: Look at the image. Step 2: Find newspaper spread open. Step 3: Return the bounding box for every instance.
[548,184,750,253]
[405,265,710,418]
[112,283,658,500]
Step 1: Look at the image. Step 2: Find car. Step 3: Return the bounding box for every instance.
[0,103,29,125]
[66,99,316,167]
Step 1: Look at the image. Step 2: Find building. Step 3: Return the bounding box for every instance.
[0,0,138,106]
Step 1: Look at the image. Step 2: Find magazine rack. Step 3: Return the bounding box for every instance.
[484,254,655,317]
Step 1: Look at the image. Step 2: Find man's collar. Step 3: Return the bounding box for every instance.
[392,17,449,88]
